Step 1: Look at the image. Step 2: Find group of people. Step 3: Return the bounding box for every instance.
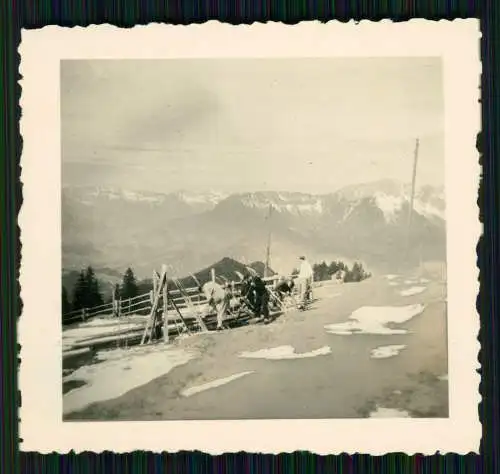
[201,256,315,331]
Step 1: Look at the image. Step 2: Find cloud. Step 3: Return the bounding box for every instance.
[61,58,444,193]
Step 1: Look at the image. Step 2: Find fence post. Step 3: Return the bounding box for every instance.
[211,268,215,283]
[153,270,158,296]
[162,265,169,343]
[81,308,86,322]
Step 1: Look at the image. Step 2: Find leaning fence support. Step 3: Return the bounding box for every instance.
[172,277,208,333]
[153,270,159,297]
[161,264,169,343]
[141,266,168,345]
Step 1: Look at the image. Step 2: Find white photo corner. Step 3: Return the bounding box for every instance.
[18,20,481,454]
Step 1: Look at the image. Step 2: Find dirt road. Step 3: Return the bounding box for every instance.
[65,273,448,420]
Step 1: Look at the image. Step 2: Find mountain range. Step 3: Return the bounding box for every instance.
[62,179,446,283]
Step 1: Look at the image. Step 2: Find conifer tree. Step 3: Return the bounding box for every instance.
[62,285,71,319]
[121,267,139,299]
[85,266,104,307]
[72,270,88,310]
[328,261,340,277]
[343,262,369,283]
[71,267,104,311]
[313,261,330,281]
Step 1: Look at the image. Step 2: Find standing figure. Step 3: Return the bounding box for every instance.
[216,283,232,330]
[201,281,230,331]
[252,275,271,323]
[240,274,256,313]
[297,256,313,309]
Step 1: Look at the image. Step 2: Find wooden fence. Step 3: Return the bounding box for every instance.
[62,273,290,327]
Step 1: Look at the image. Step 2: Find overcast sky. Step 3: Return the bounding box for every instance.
[61,58,444,194]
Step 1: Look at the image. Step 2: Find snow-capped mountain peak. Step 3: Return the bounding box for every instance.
[64,186,168,204]
[235,191,325,216]
[373,192,405,223]
[175,190,229,206]
[331,180,445,223]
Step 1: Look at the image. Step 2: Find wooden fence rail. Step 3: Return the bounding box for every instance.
[63,273,294,326]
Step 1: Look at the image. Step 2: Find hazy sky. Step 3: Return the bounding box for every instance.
[61,58,444,194]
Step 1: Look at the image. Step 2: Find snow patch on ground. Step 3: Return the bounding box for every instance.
[181,372,254,397]
[400,286,426,297]
[239,345,331,360]
[385,274,399,280]
[63,346,196,414]
[63,318,146,350]
[67,316,147,328]
[63,347,92,358]
[64,322,141,340]
[325,304,425,335]
[369,406,411,418]
[370,345,406,359]
[77,317,118,327]
[388,282,399,287]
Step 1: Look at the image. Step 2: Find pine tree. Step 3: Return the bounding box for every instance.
[328,261,340,277]
[85,266,104,308]
[313,261,330,281]
[343,262,369,283]
[92,278,104,307]
[62,285,71,318]
[351,262,361,282]
[71,267,104,311]
[121,267,139,299]
[72,270,88,310]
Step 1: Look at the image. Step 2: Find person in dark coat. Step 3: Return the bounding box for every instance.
[252,275,270,323]
[275,276,293,298]
[239,275,255,311]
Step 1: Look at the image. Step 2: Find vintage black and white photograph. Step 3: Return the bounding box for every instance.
[19,21,480,454]
[59,57,450,421]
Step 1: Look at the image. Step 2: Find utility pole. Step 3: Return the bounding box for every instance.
[405,138,420,259]
[264,204,273,278]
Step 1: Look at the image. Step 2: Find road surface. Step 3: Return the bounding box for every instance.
[64,272,448,420]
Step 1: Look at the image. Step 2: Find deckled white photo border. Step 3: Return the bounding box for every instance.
[18,20,481,454]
